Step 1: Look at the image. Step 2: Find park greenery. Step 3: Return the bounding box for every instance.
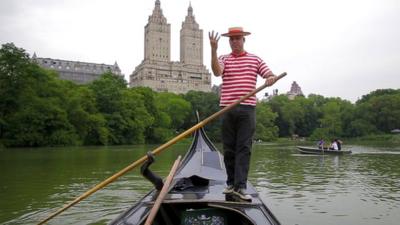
[1,43,399,147]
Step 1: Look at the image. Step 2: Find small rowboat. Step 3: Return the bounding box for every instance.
[109,125,281,225]
[297,146,352,155]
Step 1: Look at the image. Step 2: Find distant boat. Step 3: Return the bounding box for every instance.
[391,129,400,134]
[109,122,281,225]
[297,146,352,155]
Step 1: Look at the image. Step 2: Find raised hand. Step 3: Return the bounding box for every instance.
[208,30,220,51]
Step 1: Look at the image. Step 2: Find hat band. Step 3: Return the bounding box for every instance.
[229,29,243,33]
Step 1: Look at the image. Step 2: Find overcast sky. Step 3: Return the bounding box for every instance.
[1,0,399,102]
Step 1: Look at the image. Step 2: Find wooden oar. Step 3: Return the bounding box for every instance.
[144,155,181,225]
[37,72,287,225]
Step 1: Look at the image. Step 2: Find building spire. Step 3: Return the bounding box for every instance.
[149,0,167,24]
[188,1,193,16]
[182,2,198,29]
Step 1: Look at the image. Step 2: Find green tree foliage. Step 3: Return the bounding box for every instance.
[5,94,77,146]
[155,92,192,131]
[299,95,325,136]
[353,89,400,133]
[1,43,398,147]
[267,95,291,136]
[311,100,342,140]
[268,94,358,141]
[63,85,109,145]
[281,98,305,136]
[357,89,400,104]
[1,43,32,141]
[309,98,353,140]
[88,73,153,144]
[183,91,221,142]
[132,87,170,143]
[267,95,326,137]
[1,43,77,146]
[254,103,278,141]
[89,72,127,114]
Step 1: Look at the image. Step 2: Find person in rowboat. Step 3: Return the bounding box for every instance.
[209,27,279,201]
[317,139,325,149]
[329,139,339,150]
[335,138,342,150]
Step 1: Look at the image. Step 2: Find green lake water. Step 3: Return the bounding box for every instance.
[1,142,399,225]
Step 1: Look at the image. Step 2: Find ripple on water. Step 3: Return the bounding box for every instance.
[2,144,399,225]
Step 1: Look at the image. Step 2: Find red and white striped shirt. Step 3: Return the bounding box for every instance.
[218,51,273,106]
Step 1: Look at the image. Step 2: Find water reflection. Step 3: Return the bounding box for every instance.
[1,144,399,225]
[0,145,188,225]
[250,144,400,225]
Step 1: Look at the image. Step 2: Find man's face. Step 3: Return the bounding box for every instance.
[229,35,245,54]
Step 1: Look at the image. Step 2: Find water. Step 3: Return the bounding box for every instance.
[1,143,399,225]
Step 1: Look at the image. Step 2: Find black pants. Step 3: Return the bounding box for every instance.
[222,105,256,189]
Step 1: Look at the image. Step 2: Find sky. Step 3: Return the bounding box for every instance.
[1,0,399,102]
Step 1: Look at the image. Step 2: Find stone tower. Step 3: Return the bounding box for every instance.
[144,0,171,62]
[129,0,211,93]
[287,81,304,100]
[180,3,203,65]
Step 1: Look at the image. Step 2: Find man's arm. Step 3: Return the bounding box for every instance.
[209,31,222,76]
[259,61,279,87]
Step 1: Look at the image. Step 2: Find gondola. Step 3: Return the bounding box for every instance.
[297,146,352,155]
[109,124,281,225]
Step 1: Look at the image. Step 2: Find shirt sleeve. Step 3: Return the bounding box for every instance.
[258,58,273,78]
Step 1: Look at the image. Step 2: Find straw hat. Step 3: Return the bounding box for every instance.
[221,27,251,37]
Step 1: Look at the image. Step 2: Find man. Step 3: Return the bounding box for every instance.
[209,27,279,201]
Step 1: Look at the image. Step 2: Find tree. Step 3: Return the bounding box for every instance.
[357,89,400,104]
[310,98,351,140]
[5,95,77,146]
[1,43,78,146]
[89,72,127,114]
[155,92,192,131]
[281,98,305,136]
[255,103,278,141]
[183,91,221,142]
[132,87,167,143]
[89,73,153,144]
[353,91,400,134]
[267,95,291,137]
[0,43,32,143]
[64,84,109,145]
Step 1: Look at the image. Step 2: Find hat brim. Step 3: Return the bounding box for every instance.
[221,31,251,37]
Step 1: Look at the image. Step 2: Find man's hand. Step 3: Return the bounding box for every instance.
[209,30,222,76]
[209,30,220,51]
[265,75,278,86]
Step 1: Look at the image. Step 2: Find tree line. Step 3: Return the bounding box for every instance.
[1,43,399,147]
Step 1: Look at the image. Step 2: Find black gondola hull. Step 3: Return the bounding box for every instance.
[109,126,281,225]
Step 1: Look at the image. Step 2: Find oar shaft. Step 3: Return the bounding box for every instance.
[144,156,181,225]
[37,72,286,225]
